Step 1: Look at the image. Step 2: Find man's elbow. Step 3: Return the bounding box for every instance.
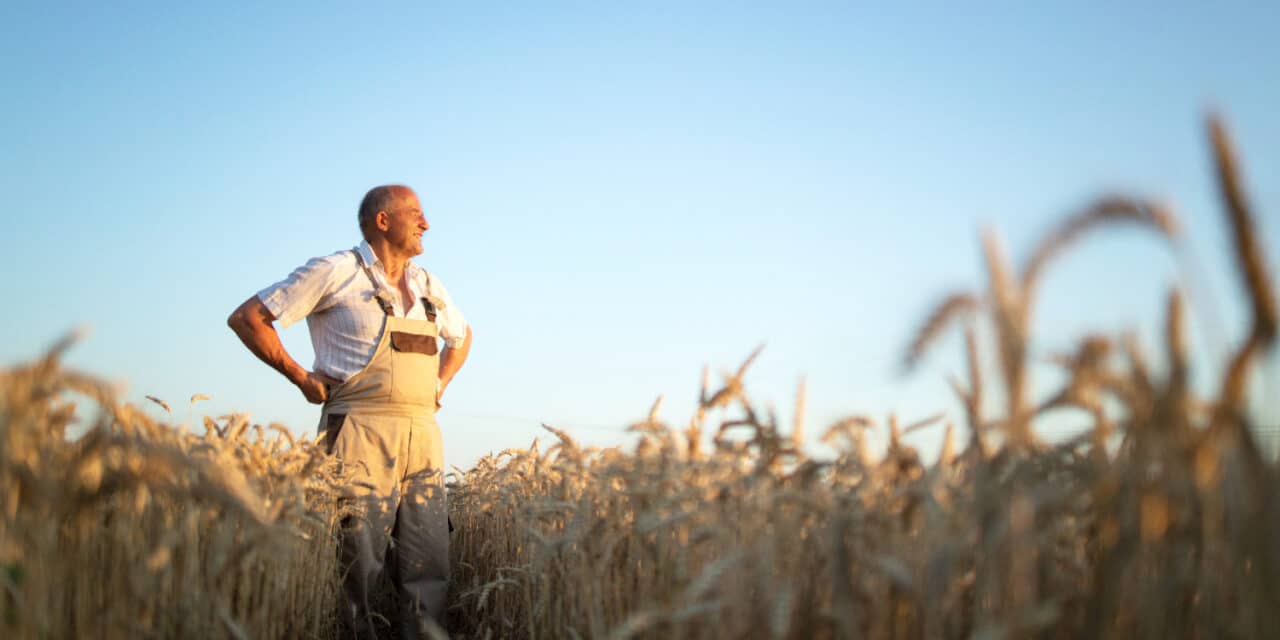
[227,297,264,335]
[227,309,243,333]
[227,303,249,333]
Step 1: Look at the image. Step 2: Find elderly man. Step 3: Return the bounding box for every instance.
[227,185,472,638]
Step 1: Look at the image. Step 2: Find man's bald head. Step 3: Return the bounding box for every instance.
[358,185,416,239]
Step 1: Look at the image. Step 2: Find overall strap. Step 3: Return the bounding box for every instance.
[353,249,439,323]
[420,297,437,323]
[351,249,394,316]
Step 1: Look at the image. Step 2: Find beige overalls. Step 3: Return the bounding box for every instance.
[320,251,449,639]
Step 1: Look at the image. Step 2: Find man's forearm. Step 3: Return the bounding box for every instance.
[438,326,472,392]
[227,296,308,386]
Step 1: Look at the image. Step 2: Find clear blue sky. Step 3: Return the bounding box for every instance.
[2,2,1278,468]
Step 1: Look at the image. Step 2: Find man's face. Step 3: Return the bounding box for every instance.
[382,192,429,257]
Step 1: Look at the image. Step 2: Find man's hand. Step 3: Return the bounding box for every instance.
[297,371,343,405]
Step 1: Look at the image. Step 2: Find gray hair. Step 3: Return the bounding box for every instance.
[357,185,411,237]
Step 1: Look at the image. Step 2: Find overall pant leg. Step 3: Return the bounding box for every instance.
[330,413,406,639]
[390,416,450,638]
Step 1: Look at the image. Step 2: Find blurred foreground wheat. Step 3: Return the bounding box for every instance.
[0,340,349,638]
[445,116,1279,639]
[2,116,1276,639]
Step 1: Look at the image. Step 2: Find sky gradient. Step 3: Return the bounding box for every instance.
[2,2,1278,468]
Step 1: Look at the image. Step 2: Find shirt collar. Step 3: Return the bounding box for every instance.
[356,240,379,270]
[356,239,429,296]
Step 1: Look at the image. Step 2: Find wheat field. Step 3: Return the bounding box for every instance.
[2,116,1277,638]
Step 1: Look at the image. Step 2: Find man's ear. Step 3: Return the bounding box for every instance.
[376,210,391,231]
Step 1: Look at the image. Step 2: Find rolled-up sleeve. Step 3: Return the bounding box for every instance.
[426,273,469,347]
[256,255,340,328]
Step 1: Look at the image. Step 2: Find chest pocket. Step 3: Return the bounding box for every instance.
[387,320,439,406]
[390,331,438,355]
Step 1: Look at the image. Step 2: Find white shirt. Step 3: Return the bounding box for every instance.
[257,241,469,382]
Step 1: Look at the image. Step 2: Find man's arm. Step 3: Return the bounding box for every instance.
[226,296,338,404]
[436,326,472,404]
